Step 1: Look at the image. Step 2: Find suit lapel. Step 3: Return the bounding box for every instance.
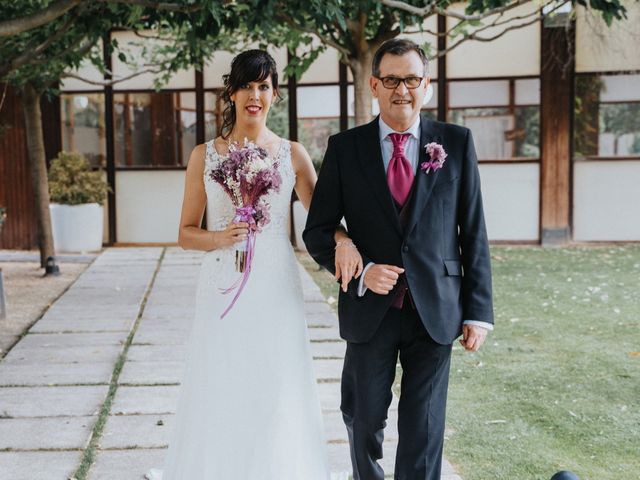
[357,118,402,236]
[404,117,443,239]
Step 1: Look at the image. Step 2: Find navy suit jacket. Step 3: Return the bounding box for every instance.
[303,116,494,345]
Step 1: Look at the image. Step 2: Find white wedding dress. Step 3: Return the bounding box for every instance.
[147,139,331,479]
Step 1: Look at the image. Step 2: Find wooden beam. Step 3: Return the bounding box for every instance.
[195,69,205,145]
[103,33,117,245]
[286,50,298,141]
[339,61,348,131]
[539,18,575,245]
[437,14,447,122]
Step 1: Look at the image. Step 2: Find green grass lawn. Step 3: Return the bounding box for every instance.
[298,246,640,480]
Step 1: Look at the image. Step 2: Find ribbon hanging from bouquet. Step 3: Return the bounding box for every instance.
[219,206,257,319]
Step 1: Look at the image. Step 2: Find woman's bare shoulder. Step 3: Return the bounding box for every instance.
[186,143,208,173]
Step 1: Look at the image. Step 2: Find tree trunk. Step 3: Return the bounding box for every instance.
[349,49,374,126]
[22,82,55,269]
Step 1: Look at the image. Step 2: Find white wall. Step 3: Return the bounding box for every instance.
[116,170,184,243]
[446,2,541,78]
[576,1,640,72]
[110,31,194,90]
[573,161,640,241]
[479,163,540,241]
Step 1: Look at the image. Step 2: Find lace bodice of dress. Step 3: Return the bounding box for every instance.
[202,138,295,238]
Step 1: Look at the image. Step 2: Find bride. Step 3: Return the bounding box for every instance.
[146,49,362,479]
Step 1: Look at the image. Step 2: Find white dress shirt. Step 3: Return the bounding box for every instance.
[356,116,493,332]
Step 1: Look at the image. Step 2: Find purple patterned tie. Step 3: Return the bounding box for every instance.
[387,133,414,207]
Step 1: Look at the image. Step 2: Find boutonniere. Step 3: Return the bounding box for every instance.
[421,142,447,174]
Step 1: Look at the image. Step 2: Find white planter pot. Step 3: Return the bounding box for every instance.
[50,203,104,253]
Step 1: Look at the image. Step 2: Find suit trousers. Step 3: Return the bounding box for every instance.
[340,300,453,480]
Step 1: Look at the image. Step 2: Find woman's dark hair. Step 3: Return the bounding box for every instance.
[220,49,279,139]
[372,38,429,78]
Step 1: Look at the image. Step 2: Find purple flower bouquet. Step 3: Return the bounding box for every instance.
[209,139,282,318]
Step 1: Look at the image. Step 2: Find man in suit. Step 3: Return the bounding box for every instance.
[303,38,494,480]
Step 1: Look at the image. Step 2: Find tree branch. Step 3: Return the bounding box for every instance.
[62,66,162,86]
[0,0,203,38]
[33,6,85,56]
[439,15,543,57]
[381,0,535,22]
[277,13,351,57]
[0,36,94,79]
[95,0,203,12]
[0,0,82,37]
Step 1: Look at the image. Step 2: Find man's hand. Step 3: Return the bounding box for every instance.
[363,264,404,295]
[334,243,364,293]
[459,324,488,352]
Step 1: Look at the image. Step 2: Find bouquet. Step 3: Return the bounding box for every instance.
[209,139,282,318]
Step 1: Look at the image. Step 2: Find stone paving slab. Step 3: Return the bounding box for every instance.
[308,327,342,341]
[306,312,340,328]
[135,318,192,333]
[0,415,96,449]
[118,361,184,386]
[305,301,336,316]
[2,343,123,365]
[0,385,109,417]
[57,288,147,303]
[29,315,137,333]
[111,385,180,415]
[144,293,196,306]
[313,359,344,381]
[132,326,189,345]
[144,290,194,301]
[149,279,198,290]
[0,361,114,386]
[101,414,174,449]
[141,305,196,320]
[126,344,187,363]
[0,451,81,480]
[18,332,127,348]
[43,302,144,317]
[304,288,327,303]
[311,340,346,358]
[88,448,166,480]
[72,274,154,289]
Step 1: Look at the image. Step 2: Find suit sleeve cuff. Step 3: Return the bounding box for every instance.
[357,262,375,297]
[463,320,494,331]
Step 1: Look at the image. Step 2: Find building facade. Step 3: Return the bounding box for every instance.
[1,2,639,249]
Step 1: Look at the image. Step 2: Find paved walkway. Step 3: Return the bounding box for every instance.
[0,247,462,480]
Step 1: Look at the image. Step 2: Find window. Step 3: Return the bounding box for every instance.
[61,93,106,168]
[266,89,289,139]
[113,91,197,167]
[447,79,540,160]
[297,86,340,171]
[575,74,640,158]
[204,91,220,141]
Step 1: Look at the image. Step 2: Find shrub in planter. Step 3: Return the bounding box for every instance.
[0,206,6,233]
[48,152,111,252]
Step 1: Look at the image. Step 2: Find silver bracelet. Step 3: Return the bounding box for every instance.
[335,241,357,250]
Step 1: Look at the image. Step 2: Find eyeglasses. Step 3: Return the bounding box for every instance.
[377,76,424,89]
